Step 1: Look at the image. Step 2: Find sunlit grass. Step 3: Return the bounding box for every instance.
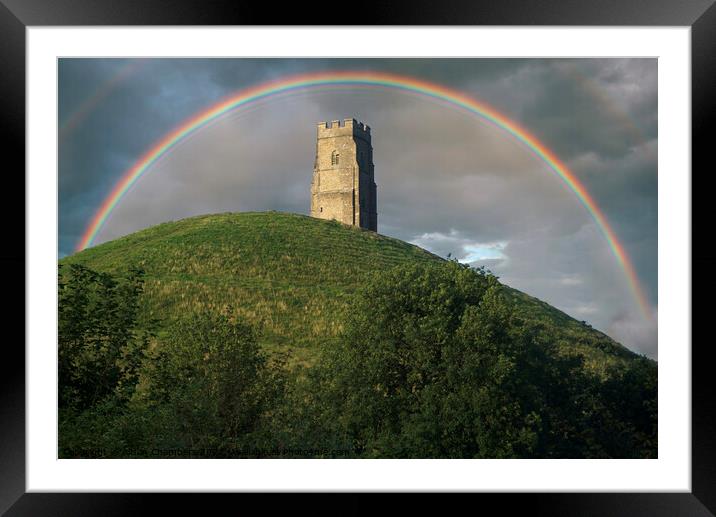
[61,211,637,371]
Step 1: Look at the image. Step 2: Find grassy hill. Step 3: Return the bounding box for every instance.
[60,211,639,370]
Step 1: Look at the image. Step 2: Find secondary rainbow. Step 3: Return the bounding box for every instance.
[60,60,147,142]
[76,71,652,318]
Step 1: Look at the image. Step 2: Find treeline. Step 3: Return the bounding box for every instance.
[58,261,657,458]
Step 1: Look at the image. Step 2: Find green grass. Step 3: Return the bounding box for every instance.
[60,211,640,370]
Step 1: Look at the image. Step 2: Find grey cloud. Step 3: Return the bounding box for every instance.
[59,58,657,357]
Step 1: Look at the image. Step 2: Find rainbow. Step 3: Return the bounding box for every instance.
[60,60,147,142]
[76,71,652,318]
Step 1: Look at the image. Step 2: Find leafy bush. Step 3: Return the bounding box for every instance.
[306,261,657,458]
[57,257,657,458]
[58,264,151,411]
[58,266,286,458]
[140,311,286,455]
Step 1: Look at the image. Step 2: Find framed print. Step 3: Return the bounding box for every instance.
[3,0,714,514]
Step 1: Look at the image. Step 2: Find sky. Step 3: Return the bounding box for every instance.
[58,58,658,358]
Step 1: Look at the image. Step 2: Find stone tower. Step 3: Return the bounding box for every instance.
[310,118,377,231]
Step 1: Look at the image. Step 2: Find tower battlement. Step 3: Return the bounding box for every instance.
[311,118,377,231]
[317,118,371,142]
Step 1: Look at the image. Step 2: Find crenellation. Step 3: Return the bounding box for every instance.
[317,118,372,143]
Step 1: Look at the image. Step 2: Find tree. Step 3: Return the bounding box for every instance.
[309,260,653,458]
[142,311,285,455]
[58,264,149,411]
[312,260,547,458]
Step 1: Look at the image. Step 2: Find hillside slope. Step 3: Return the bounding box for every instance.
[61,211,639,369]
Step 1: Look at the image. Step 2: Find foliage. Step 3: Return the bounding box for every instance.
[59,289,286,458]
[58,263,151,411]
[305,261,657,458]
[58,213,657,458]
[138,311,287,455]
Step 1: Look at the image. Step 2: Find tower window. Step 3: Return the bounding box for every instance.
[331,150,340,166]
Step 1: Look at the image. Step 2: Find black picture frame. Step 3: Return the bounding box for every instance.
[2,1,713,514]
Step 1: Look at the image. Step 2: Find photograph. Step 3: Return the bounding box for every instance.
[57,57,658,460]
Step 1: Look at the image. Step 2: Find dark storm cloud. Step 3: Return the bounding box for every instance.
[58,58,658,357]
